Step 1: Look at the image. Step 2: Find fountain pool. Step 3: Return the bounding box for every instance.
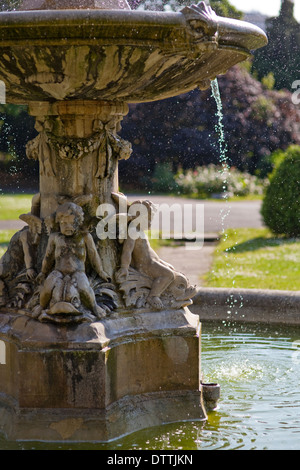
[1,321,299,450]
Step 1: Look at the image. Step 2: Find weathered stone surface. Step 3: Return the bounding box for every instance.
[0,309,206,441]
[0,2,268,442]
[27,101,130,217]
[191,288,300,325]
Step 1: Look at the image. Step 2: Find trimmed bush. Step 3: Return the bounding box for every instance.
[261,146,300,237]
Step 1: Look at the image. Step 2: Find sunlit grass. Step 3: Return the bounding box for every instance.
[0,229,17,257]
[0,194,33,220]
[204,228,300,291]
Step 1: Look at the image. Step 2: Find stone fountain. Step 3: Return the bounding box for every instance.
[0,0,267,442]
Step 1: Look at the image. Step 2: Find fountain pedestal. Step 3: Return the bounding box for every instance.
[0,308,205,442]
[27,100,131,219]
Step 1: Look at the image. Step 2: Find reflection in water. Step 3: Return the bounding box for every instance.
[1,322,300,450]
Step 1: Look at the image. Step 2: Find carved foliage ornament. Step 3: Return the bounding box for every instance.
[26,119,132,180]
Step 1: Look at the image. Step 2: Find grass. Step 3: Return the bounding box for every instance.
[204,228,300,291]
[0,230,17,257]
[0,194,34,220]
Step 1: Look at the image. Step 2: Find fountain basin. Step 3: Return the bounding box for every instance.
[0,8,267,103]
[2,321,300,450]
[191,288,300,326]
[0,308,206,442]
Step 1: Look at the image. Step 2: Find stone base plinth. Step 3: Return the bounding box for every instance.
[0,308,206,442]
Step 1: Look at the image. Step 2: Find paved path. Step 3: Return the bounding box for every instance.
[0,220,25,230]
[127,195,264,236]
[0,196,264,234]
[157,243,217,286]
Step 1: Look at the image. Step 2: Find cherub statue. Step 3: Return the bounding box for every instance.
[115,199,183,311]
[112,193,198,311]
[38,202,109,319]
[0,211,42,308]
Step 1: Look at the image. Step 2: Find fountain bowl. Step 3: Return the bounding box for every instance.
[0,5,267,104]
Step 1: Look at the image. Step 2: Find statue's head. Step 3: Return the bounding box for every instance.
[125,199,157,236]
[139,200,157,227]
[56,202,84,236]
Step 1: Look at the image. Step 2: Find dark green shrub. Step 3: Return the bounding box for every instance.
[261,146,300,237]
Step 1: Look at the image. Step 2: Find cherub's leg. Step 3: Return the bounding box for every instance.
[40,271,63,309]
[147,263,176,310]
[74,272,106,319]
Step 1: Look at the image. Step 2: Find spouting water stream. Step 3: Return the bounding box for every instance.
[210,78,230,225]
[210,78,244,317]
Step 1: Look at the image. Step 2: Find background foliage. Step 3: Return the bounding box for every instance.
[252,0,300,91]
[261,145,300,237]
[0,0,300,195]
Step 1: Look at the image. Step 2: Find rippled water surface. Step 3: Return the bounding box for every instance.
[1,322,300,450]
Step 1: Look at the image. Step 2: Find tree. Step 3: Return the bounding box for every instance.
[252,0,300,90]
[209,0,242,19]
[0,0,21,10]
[119,65,300,189]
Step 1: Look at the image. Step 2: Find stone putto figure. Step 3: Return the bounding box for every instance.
[113,194,198,311]
[0,210,42,308]
[36,202,110,320]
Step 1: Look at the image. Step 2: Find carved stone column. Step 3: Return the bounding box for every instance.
[27,100,131,219]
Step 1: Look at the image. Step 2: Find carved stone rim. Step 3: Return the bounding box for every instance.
[0,9,268,53]
[28,100,129,117]
[0,308,199,349]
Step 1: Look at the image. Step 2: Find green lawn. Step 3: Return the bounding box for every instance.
[0,194,33,220]
[204,228,300,291]
[0,230,17,258]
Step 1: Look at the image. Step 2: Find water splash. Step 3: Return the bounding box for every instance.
[207,359,265,383]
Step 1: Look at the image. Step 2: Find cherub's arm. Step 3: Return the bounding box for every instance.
[85,233,109,281]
